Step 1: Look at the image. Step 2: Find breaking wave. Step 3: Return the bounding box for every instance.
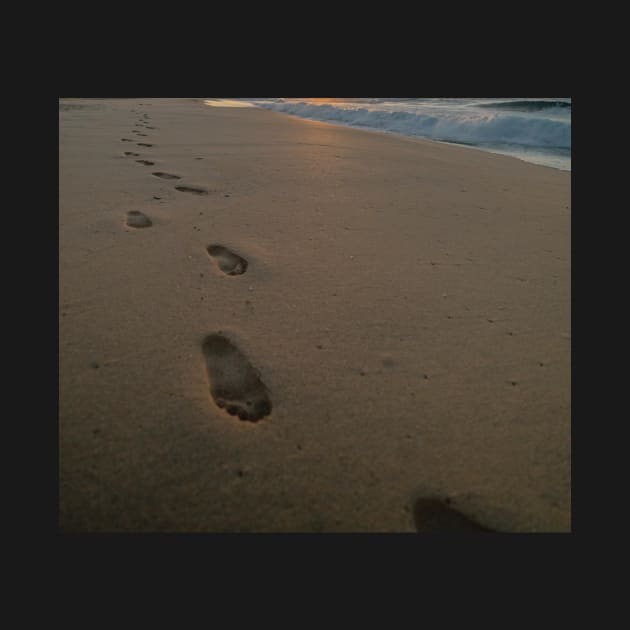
[254,101,570,150]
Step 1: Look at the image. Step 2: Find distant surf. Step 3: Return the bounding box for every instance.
[477,99,571,112]
[238,98,571,171]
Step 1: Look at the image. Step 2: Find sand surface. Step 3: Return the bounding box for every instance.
[59,98,571,532]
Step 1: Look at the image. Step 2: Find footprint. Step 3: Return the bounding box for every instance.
[136,160,155,166]
[146,126,157,130]
[152,172,181,180]
[125,210,152,228]
[121,138,133,142]
[207,244,248,276]
[137,143,153,147]
[124,151,140,157]
[175,185,208,195]
[202,333,271,422]
[412,498,495,533]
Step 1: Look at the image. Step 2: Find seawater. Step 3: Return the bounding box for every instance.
[238,98,571,171]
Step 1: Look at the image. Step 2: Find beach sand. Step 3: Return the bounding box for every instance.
[59,98,571,532]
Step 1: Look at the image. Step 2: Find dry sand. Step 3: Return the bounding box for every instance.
[59,98,571,532]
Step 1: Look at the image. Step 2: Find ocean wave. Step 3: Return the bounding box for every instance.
[255,101,571,149]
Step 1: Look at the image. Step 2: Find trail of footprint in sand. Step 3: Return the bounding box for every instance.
[412,498,495,533]
[175,185,208,195]
[206,244,248,276]
[202,334,272,421]
[125,210,152,228]
[152,172,181,180]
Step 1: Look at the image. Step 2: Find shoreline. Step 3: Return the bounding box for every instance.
[59,98,571,532]
[254,105,570,174]
[237,99,571,173]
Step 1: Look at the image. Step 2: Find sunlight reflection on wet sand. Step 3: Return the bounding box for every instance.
[203,99,256,108]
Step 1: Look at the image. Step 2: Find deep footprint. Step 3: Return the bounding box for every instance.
[124,151,140,157]
[121,138,133,142]
[412,498,495,533]
[136,160,155,166]
[152,172,181,180]
[207,244,248,276]
[175,185,208,195]
[202,334,271,422]
[137,143,153,147]
[125,210,152,228]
